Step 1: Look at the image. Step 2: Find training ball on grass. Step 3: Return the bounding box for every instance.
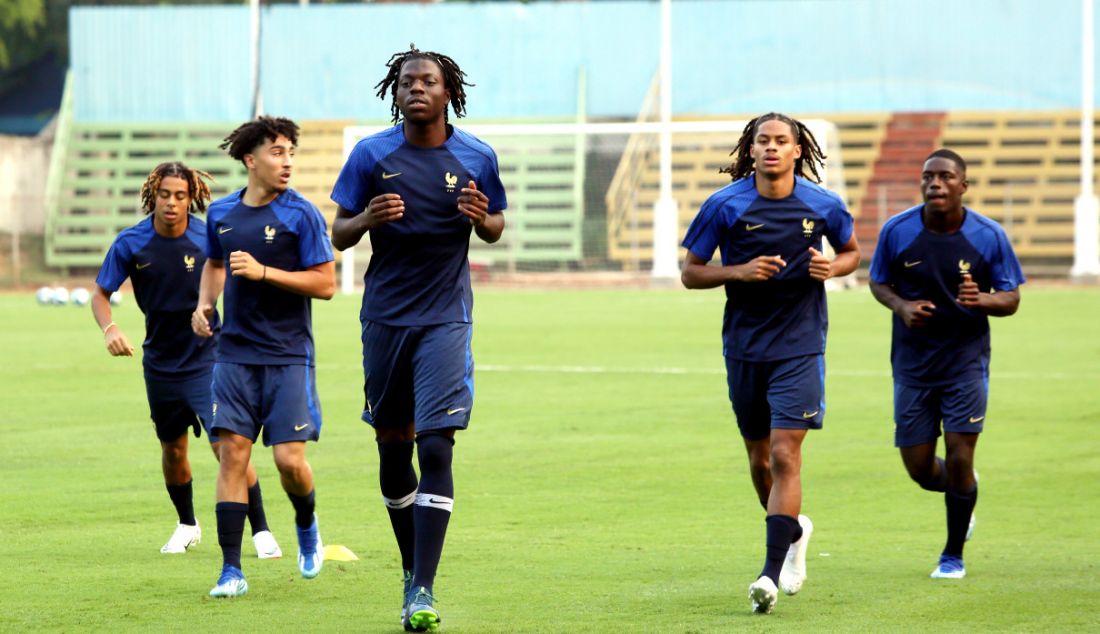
[71,287,91,306]
[109,291,123,306]
[36,287,54,305]
[52,287,70,305]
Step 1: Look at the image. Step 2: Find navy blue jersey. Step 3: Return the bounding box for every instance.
[682,176,854,361]
[205,188,334,366]
[96,215,218,380]
[330,124,507,326]
[869,206,1025,386]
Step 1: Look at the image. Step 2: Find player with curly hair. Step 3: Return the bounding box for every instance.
[93,161,282,560]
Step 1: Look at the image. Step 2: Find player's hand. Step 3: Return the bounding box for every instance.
[104,324,135,357]
[808,247,832,281]
[736,255,786,282]
[956,273,981,307]
[365,193,404,229]
[229,250,263,281]
[458,180,490,226]
[192,303,215,338]
[898,300,936,328]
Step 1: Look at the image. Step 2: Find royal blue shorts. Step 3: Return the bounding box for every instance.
[145,371,215,443]
[725,354,825,441]
[361,321,474,433]
[210,362,322,446]
[893,378,987,448]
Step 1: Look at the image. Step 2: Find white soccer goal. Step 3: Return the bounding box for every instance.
[338,119,845,295]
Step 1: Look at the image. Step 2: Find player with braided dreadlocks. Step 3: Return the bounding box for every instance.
[331,45,506,632]
[681,113,859,615]
[92,161,282,560]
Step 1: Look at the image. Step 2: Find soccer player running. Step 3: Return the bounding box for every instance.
[92,161,281,559]
[191,117,336,598]
[681,113,859,614]
[869,149,1023,579]
[330,46,506,632]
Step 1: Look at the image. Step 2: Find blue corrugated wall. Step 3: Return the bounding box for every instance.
[71,0,1092,122]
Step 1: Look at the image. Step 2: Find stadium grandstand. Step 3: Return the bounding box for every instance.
[3,0,1098,282]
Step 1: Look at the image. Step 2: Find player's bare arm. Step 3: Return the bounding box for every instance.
[192,258,226,337]
[331,197,405,251]
[808,235,860,282]
[459,181,504,244]
[228,250,335,300]
[681,251,787,289]
[956,273,1020,316]
[870,280,937,328]
[91,284,135,356]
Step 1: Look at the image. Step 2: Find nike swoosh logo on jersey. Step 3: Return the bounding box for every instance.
[294,424,309,431]
[382,172,402,180]
[218,226,233,234]
[447,407,467,415]
[802,410,819,419]
[968,416,984,423]
[135,262,152,270]
[904,260,922,268]
[746,223,765,231]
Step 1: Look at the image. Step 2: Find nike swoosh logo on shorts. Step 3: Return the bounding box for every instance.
[382,172,402,180]
[968,416,984,423]
[294,424,309,431]
[802,410,819,419]
[447,407,467,415]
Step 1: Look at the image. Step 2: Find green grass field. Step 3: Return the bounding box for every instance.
[2,285,1098,632]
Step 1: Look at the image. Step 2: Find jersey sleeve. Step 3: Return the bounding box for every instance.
[297,203,336,268]
[990,225,1025,291]
[330,143,375,214]
[868,221,895,284]
[478,149,508,214]
[205,211,224,260]
[824,197,854,250]
[95,235,132,292]
[681,196,724,262]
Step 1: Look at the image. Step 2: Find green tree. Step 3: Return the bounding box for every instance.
[0,0,46,70]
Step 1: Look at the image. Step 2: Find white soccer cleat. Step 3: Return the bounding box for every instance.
[778,514,813,595]
[253,530,282,559]
[748,576,778,614]
[160,522,201,554]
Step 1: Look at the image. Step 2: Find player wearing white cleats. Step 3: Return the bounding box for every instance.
[252,529,282,559]
[748,576,779,614]
[778,514,813,595]
[161,522,201,554]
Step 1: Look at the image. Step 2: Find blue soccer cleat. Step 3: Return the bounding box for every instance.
[296,514,324,579]
[930,554,966,579]
[403,586,440,632]
[209,564,248,598]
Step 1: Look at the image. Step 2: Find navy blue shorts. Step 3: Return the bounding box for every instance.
[210,362,322,446]
[145,372,215,443]
[725,354,825,441]
[893,378,987,448]
[361,321,474,433]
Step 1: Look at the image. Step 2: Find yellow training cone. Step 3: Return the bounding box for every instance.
[323,545,359,561]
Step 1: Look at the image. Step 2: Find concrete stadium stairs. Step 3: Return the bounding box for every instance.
[857,112,945,262]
